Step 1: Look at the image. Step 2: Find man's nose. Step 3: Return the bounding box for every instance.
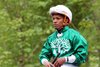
[53,19,57,23]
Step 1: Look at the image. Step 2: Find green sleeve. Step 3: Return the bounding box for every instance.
[72,34,88,64]
[39,38,52,64]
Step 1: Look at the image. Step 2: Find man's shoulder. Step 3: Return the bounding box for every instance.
[69,28,87,42]
[47,31,57,39]
[68,28,80,35]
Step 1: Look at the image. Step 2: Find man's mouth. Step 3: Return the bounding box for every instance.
[54,24,58,28]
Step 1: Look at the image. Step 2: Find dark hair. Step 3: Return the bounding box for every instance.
[51,13,70,23]
[51,13,65,17]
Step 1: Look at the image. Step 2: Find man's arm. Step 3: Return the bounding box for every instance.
[72,34,88,64]
[39,39,54,67]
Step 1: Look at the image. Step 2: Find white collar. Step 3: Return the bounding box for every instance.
[57,33,63,38]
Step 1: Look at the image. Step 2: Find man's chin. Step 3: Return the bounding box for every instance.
[55,27,59,30]
[55,27,64,31]
[55,28,61,30]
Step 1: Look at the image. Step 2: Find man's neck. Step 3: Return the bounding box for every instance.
[57,26,66,33]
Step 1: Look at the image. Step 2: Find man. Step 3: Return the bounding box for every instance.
[39,5,88,67]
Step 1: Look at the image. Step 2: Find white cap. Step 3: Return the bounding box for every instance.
[49,5,72,23]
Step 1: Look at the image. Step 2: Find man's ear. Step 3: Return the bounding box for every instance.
[63,19,69,26]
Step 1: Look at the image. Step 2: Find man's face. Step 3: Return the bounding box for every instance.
[52,14,64,30]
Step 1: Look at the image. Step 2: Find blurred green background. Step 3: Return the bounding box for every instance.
[0,0,100,67]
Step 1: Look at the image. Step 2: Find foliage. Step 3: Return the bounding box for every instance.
[0,0,99,67]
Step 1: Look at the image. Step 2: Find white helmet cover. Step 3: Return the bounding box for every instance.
[49,5,72,23]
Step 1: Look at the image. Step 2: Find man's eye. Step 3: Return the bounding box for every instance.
[56,17,60,20]
[52,18,55,20]
[52,17,61,20]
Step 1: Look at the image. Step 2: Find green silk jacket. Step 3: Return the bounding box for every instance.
[39,26,88,65]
